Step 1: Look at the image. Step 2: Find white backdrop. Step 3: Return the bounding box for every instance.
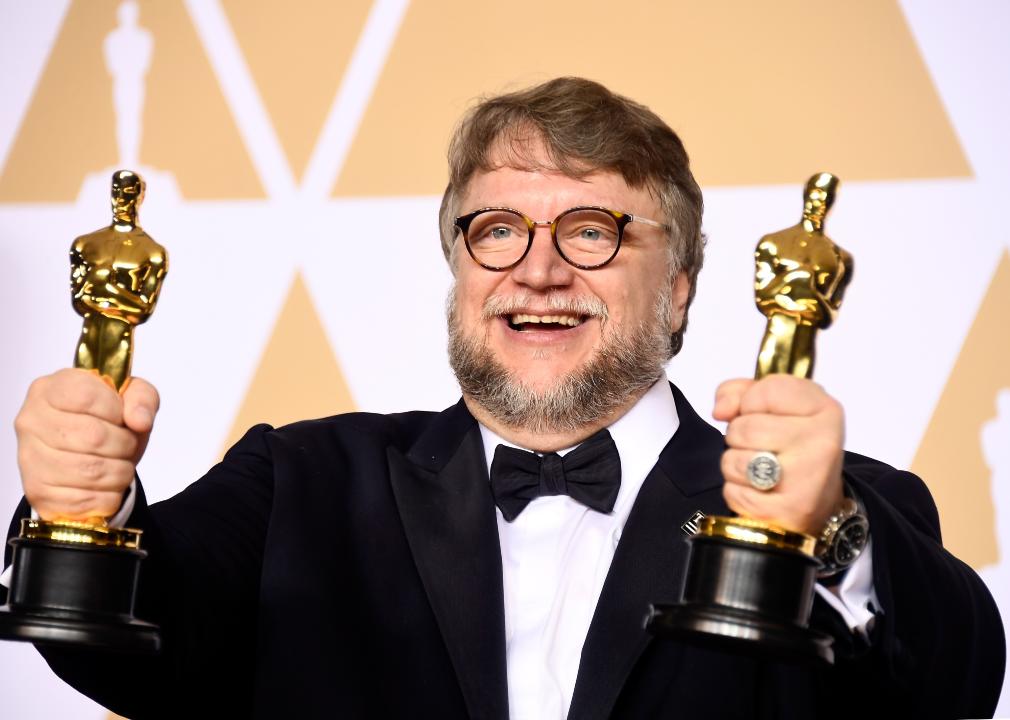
[0,1,1008,717]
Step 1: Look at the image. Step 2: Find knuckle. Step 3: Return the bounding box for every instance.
[24,484,49,509]
[735,418,754,447]
[93,492,123,518]
[30,485,74,518]
[722,483,740,510]
[17,442,51,490]
[827,398,845,423]
[733,417,762,449]
[726,418,741,444]
[12,408,31,436]
[109,459,135,488]
[77,455,106,483]
[714,380,734,400]
[66,492,99,515]
[120,431,140,459]
[26,375,52,401]
[79,419,108,451]
[14,399,47,439]
[720,451,735,478]
[724,484,759,519]
[59,372,104,413]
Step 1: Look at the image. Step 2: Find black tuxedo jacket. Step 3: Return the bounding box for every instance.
[4,384,1005,718]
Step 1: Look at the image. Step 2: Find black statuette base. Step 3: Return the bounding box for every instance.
[647,533,833,664]
[0,536,160,653]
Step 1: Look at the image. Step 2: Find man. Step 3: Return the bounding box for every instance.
[5,78,1005,718]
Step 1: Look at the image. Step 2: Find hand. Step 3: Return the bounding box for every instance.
[714,375,845,537]
[14,368,160,521]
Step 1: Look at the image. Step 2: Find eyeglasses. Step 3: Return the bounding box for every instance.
[454,206,671,271]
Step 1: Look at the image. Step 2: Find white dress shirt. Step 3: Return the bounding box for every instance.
[480,378,878,720]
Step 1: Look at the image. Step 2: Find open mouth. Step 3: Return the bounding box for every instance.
[505,313,587,332]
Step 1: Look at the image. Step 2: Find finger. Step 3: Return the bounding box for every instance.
[50,419,140,460]
[20,437,137,493]
[721,448,765,488]
[738,375,828,417]
[121,376,160,434]
[722,482,791,529]
[16,396,136,458]
[40,368,124,424]
[724,414,805,453]
[713,378,754,421]
[721,447,796,489]
[31,486,129,522]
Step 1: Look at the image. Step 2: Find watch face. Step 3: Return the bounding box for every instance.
[832,516,870,566]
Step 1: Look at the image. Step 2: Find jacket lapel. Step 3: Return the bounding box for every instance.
[568,383,729,720]
[388,400,509,720]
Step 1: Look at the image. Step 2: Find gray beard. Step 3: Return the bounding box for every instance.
[447,287,674,434]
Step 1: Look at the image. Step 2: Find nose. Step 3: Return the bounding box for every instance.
[508,224,575,290]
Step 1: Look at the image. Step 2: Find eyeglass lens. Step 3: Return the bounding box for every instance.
[465,208,620,269]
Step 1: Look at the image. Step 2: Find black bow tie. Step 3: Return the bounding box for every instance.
[489,428,622,522]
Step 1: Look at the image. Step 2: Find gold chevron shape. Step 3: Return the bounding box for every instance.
[221,0,374,182]
[0,0,263,202]
[333,0,970,196]
[911,249,1010,569]
[222,271,356,454]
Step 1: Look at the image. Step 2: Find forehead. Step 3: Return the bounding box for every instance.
[459,135,660,217]
[461,165,659,220]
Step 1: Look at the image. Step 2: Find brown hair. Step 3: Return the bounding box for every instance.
[439,77,705,355]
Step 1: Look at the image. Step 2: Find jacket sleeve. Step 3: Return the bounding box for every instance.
[810,453,1006,718]
[2,423,277,720]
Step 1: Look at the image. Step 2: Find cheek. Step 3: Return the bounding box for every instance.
[603,282,650,326]
[453,271,496,326]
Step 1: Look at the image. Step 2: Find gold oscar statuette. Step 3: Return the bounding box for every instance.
[0,170,166,652]
[647,173,852,664]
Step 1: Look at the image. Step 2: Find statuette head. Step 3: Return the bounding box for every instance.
[110,170,145,225]
[802,172,838,230]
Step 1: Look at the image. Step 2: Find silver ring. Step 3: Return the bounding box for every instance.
[746,451,781,491]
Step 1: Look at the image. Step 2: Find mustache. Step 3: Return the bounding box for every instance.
[480,292,609,321]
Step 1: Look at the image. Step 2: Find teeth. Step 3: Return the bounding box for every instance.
[509,314,583,327]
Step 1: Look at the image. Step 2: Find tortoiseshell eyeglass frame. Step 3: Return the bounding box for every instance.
[453,205,671,271]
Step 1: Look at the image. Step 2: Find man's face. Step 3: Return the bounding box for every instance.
[448,155,690,433]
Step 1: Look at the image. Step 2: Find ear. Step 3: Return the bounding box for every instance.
[670,270,691,333]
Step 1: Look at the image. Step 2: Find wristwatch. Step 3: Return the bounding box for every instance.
[815,489,869,579]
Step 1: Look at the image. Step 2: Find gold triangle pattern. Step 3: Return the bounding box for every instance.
[333,0,970,196]
[911,250,1010,569]
[221,0,374,182]
[139,0,264,198]
[0,1,118,201]
[222,272,356,454]
[0,0,264,202]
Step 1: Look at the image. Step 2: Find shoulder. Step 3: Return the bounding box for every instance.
[279,409,440,449]
[71,229,104,250]
[225,408,446,464]
[131,231,167,260]
[178,408,452,509]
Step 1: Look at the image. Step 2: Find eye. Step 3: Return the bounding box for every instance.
[466,211,527,246]
[579,227,603,242]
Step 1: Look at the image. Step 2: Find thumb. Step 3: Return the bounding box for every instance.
[121,376,161,434]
